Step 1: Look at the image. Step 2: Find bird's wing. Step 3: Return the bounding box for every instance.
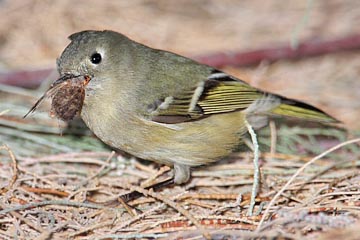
[148,71,265,124]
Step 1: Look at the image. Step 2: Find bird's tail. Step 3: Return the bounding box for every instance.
[270,96,339,123]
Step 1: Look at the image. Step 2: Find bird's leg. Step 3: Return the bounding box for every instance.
[173,163,191,184]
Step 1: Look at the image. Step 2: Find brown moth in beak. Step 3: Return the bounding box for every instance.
[24,74,91,121]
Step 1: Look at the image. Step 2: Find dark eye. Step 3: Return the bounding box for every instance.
[90,52,102,64]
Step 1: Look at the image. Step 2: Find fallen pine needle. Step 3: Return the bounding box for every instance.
[256,137,360,231]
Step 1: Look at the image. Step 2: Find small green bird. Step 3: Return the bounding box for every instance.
[26,30,337,184]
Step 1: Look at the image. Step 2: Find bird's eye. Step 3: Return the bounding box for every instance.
[90,52,102,64]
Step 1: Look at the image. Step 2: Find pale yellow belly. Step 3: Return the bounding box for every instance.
[82,104,246,167]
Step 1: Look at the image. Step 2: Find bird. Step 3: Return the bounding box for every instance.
[25,30,337,185]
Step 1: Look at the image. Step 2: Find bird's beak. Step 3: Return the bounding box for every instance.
[51,74,91,88]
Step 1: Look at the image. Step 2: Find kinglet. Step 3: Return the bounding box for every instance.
[26,30,337,184]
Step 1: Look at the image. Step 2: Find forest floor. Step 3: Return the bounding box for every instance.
[1,1,360,239]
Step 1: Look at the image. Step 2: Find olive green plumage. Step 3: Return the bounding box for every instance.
[51,30,337,184]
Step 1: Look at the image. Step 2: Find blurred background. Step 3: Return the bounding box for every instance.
[0,0,359,129]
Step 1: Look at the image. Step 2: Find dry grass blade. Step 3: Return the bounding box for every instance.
[122,183,211,239]
[257,137,360,232]
[0,145,18,194]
